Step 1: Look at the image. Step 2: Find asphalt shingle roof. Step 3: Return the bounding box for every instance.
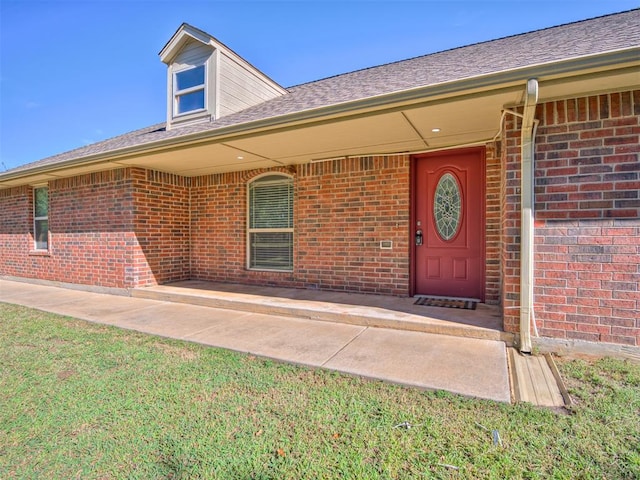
[5,9,639,176]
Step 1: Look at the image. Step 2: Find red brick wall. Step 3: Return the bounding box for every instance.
[190,169,291,287]
[0,168,192,289]
[534,90,639,219]
[535,220,639,346]
[3,149,501,299]
[49,171,137,287]
[131,168,190,286]
[297,156,410,295]
[485,144,501,304]
[190,151,500,297]
[0,186,32,276]
[190,157,411,295]
[0,170,136,288]
[503,89,640,346]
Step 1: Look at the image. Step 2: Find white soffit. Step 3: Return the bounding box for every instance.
[221,88,523,164]
[538,66,640,102]
[95,88,523,175]
[112,143,274,176]
[224,112,424,160]
[403,89,520,147]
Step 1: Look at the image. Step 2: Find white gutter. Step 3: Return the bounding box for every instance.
[520,79,540,353]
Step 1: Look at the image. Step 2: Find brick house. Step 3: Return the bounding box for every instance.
[1,10,639,352]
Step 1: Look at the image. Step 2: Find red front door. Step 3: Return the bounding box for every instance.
[413,148,485,300]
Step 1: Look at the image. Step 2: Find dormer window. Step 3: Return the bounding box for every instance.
[174,64,206,115]
[160,23,286,130]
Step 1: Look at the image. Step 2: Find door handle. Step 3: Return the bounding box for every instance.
[415,229,423,246]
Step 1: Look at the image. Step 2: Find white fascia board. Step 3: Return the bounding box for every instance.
[159,24,216,64]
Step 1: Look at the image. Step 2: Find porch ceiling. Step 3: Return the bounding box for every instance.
[110,88,522,176]
[110,66,640,176]
[3,64,637,187]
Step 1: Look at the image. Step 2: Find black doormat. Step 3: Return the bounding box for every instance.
[414,296,478,310]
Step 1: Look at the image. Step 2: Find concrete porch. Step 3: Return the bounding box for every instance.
[1,278,567,406]
[132,280,515,344]
[131,282,566,407]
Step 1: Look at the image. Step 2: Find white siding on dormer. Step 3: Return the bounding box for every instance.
[218,51,284,117]
[172,41,212,71]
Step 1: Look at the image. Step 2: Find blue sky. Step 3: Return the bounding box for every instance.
[1,0,637,171]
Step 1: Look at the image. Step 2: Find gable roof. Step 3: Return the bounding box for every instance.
[159,23,216,64]
[2,9,639,182]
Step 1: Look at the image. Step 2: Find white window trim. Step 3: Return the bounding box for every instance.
[33,186,49,251]
[173,63,207,118]
[246,173,294,272]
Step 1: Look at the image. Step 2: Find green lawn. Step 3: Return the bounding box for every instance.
[1,303,638,479]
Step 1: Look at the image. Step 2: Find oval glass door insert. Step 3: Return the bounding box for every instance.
[433,172,462,241]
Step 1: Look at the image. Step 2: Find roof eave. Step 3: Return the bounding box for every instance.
[1,47,638,185]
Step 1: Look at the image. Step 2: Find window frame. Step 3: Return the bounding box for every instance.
[173,64,206,117]
[33,186,49,251]
[246,173,294,272]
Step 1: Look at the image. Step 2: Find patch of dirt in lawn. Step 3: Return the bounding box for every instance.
[154,342,200,361]
[57,368,77,380]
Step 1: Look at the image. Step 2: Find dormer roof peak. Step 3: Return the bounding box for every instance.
[160,23,226,65]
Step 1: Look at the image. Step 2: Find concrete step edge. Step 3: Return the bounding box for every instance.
[132,288,514,344]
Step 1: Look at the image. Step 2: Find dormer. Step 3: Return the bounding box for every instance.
[160,24,287,130]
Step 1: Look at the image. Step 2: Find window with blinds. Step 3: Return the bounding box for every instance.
[247,174,293,271]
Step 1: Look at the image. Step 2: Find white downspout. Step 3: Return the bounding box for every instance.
[520,79,539,353]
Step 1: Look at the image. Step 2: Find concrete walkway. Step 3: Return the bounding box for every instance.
[0,279,515,402]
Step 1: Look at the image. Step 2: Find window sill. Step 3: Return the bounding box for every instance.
[247,268,293,273]
[174,107,206,118]
[29,250,51,257]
